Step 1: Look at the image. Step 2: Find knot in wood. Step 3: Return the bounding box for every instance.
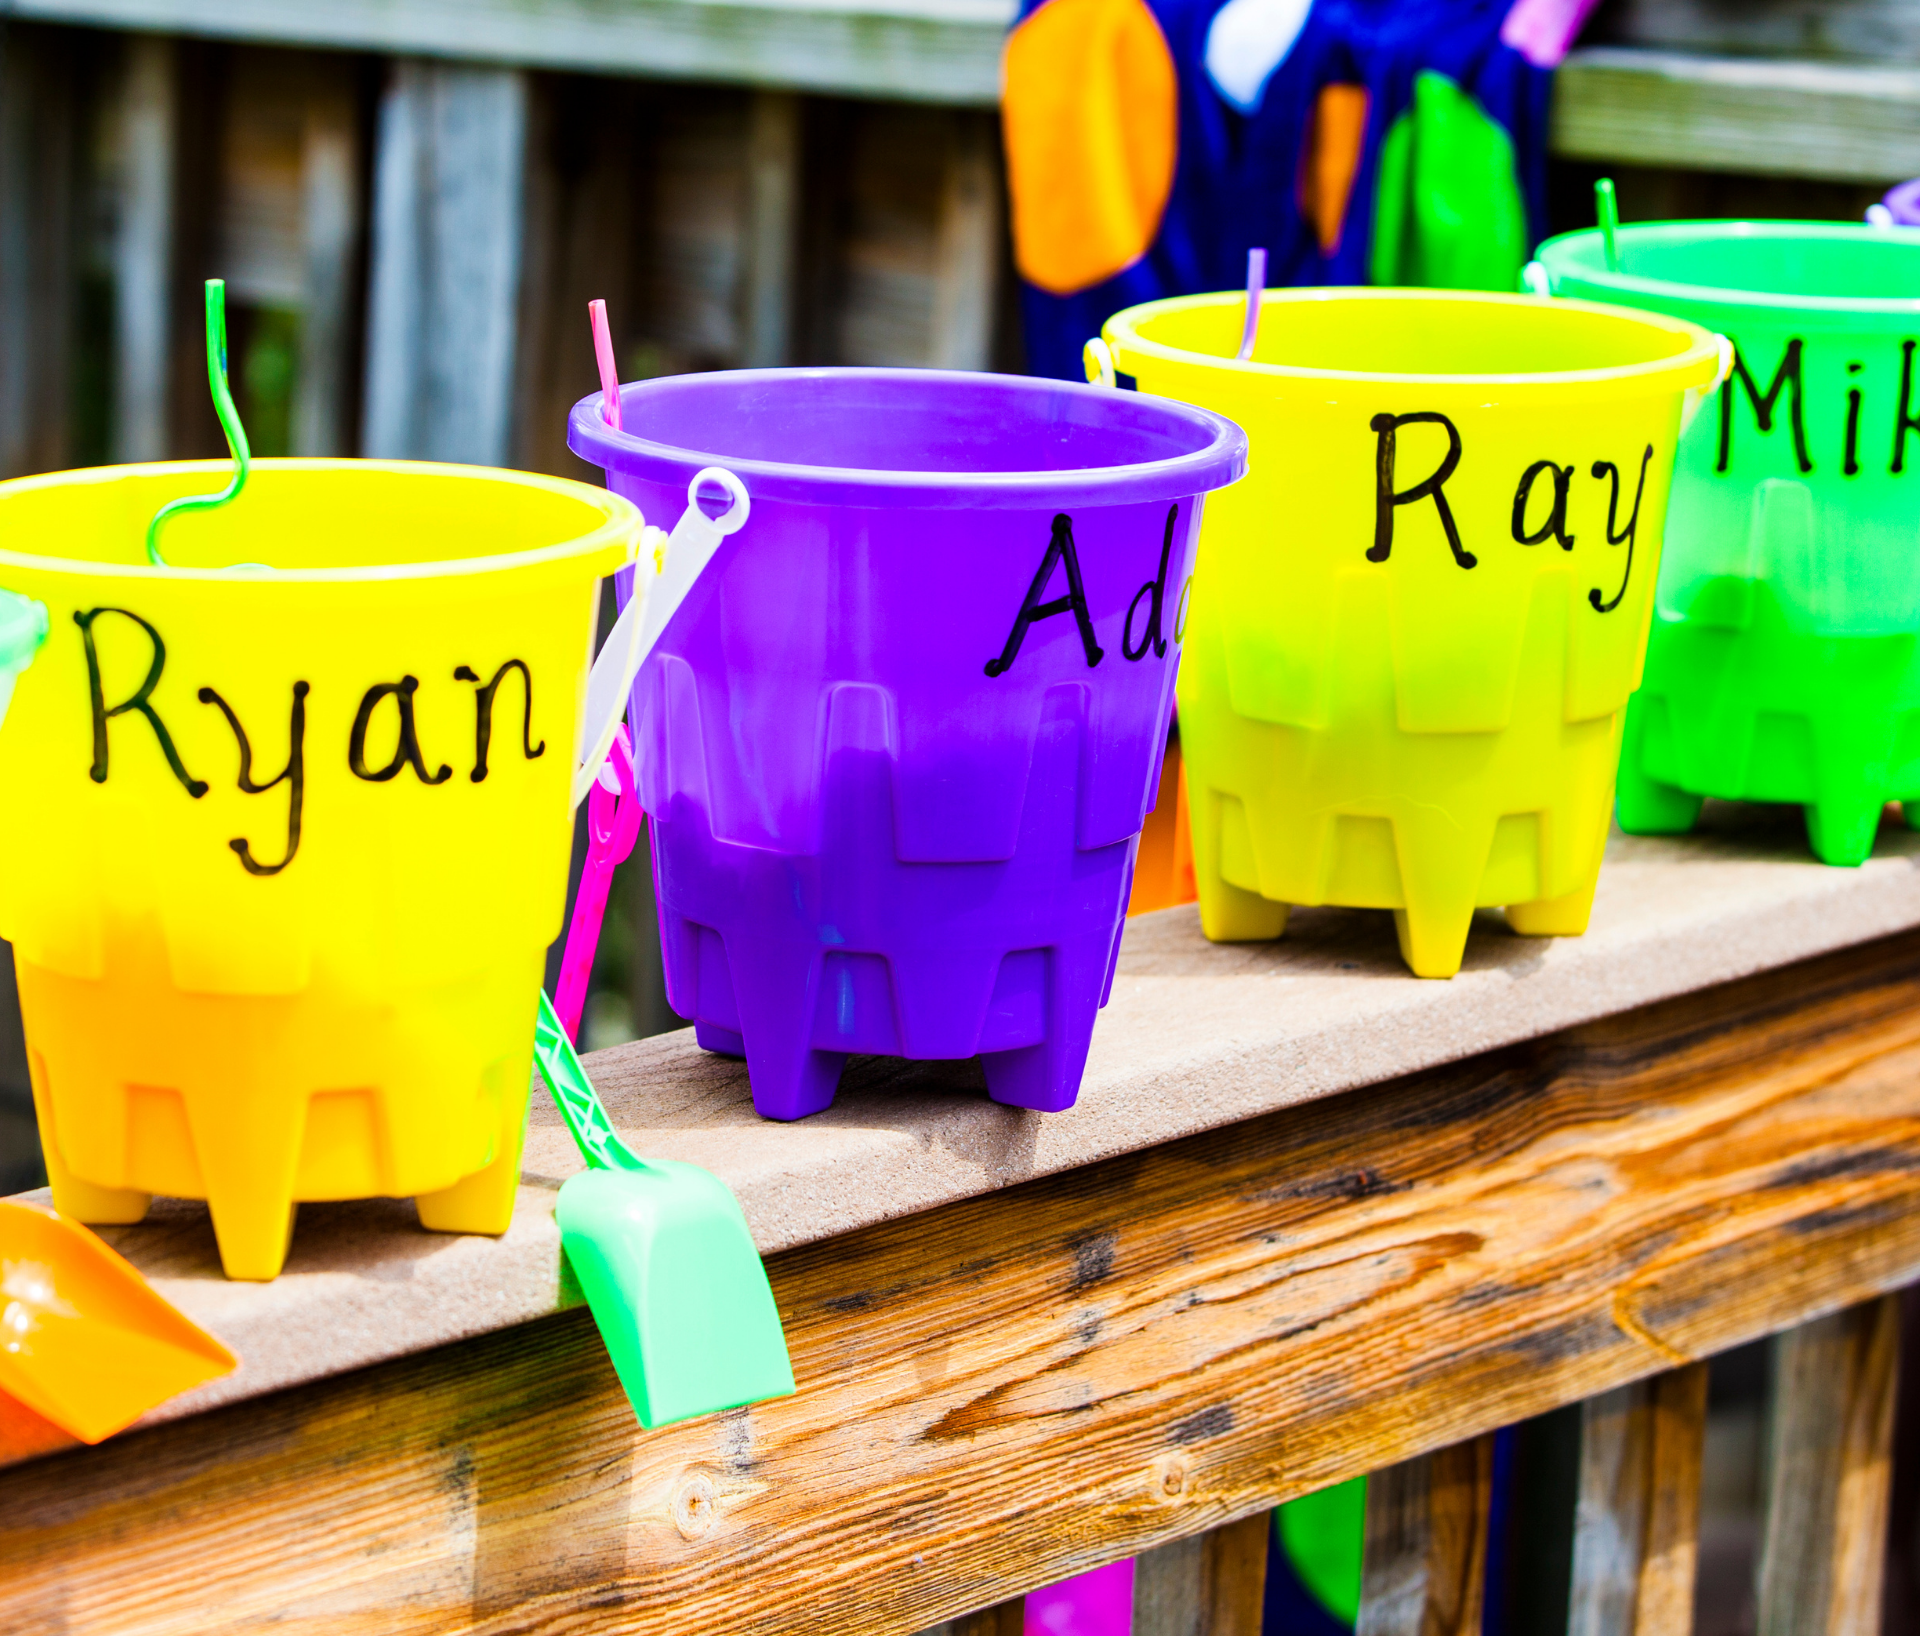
[1152,1454,1189,1501]
[672,1470,719,1541]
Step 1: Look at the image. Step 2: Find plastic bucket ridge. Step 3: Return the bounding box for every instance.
[1103,287,1721,977]
[569,367,1246,1120]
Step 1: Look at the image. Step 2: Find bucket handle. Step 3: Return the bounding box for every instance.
[572,466,750,809]
[1520,260,1552,298]
[1680,334,1736,435]
[1083,337,1117,389]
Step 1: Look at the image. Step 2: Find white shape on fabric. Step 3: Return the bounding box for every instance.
[1204,0,1314,115]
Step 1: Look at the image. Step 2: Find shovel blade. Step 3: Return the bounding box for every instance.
[557,1161,795,1429]
[0,1200,236,1444]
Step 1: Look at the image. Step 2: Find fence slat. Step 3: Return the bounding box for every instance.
[294,73,362,457]
[111,33,176,465]
[1569,1362,1709,1636]
[742,88,800,369]
[916,1597,1023,1636]
[1357,1434,1494,1636]
[1132,1512,1270,1636]
[361,59,528,465]
[1758,1295,1901,1636]
[926,110,999,372]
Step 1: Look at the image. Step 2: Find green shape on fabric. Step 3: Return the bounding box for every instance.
[1368,69,1528,292]
[1278,1474,1367,1626]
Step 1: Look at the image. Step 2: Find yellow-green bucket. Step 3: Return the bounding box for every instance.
[1102,289,1725,977]
[0,460,639,1278]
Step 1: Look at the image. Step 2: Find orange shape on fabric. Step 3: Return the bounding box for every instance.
[1003,0,1178,296]
[1300,82,1369,256]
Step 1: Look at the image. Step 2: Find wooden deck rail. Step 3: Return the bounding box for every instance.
[9,810,1920,1631]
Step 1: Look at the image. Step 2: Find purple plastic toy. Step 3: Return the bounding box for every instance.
[569,368,1245,1121]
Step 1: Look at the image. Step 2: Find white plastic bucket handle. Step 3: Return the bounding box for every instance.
[1083,337,1117,389]
[572,466,750,809]
[1680,333,1736,435]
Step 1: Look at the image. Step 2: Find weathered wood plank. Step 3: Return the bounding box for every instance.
[927,109,999,372]
[1554,48,1920,183]
[0,21,79,479]
[742,88,800,370]
[9,0,1011,106]
[918,1599,1025,1636]
[1568,1364,1708,1636]
[1357,1436,1493,1636]
[1596,0,1920,65]
[293,71,362,458]
[1134,1512,1269,1636]
[110,32,176,466]
[17,930,1920,1631]
[361,59,528,465]
[1756,1296,1901,1636]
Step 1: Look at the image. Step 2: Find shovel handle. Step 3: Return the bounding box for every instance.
[534,988,647,1174]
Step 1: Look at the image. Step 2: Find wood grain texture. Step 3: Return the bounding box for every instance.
[13,932,1920,1632]
[6,0,1012,105]
[1758,1297,1901,1636]
[1596,0,1920,64]
[1357,1436,1493,1636]
[1553,47,1920,182]
[1134,1511,1269,1636]
[1569,1364,1707,1636]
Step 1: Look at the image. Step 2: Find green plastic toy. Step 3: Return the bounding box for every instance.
[531,990,796,1428]
[1535,201,1920,865]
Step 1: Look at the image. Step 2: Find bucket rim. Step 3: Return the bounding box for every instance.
[1103,286,1724,391]
[1535,219,1920,316]
[566,366,1248,510]
[0,458,642,582]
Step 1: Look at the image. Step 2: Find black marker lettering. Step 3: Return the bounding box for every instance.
[1895,341,1920,474]
[1123,505,1179,661]
[1718,338,1811,474]
[198,681,308,876]
[1588,445,1654,614]
[1368,411,1473,568]
[454,661,545,782]
[984,513,1104,677]
[348,676,452,784]
[74,607,207,796]
[1510,460,1576,550]
[1846,361,1864,477]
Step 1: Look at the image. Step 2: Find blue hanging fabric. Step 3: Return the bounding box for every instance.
[1002,0,1559,381]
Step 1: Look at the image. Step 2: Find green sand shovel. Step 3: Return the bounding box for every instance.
[531,989,795,1428]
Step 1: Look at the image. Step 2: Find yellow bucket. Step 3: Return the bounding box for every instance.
[1102,290,1723,977]
[0,460,639,1278]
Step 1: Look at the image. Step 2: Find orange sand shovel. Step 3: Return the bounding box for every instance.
[0,1199,236,1444]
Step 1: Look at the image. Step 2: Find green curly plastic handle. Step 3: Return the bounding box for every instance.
[532,989,650,1174]
[145,279,251,567]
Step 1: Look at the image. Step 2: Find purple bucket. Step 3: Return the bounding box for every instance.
[568,369,1245,1121]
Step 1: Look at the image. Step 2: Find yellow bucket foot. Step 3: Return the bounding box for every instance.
[1393,906,1471,980]
[46,1170,151,1227]
[417,1075,526,1237]
[207,1196,298,1282]
[1506,876,1598,938]
[1195,873,1289,943]
[416,1157,518,1236]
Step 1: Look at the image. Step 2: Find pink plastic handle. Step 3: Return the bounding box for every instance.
[554,722,643,1043]
[589,298,622,431]
[1236,247,1267,362]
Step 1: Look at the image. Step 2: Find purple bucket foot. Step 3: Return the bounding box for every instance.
[694,1022,745,1057]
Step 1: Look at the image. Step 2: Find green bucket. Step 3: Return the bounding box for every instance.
[1534,221,1920,864]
